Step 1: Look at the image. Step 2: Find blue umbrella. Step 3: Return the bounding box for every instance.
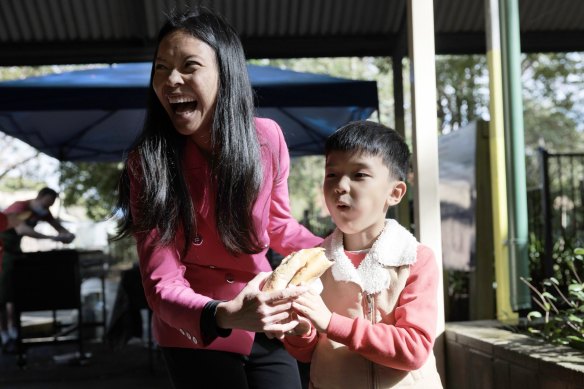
[0,63,377,161]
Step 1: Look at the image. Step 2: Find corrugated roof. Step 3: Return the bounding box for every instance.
[0,0,583,65]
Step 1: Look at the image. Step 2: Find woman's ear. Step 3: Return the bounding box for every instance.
[386,181,407,207]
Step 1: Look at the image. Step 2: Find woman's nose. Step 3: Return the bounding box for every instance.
[166,69,184,86]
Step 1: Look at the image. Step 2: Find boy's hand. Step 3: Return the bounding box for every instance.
[285,313,312,336]
[292,290,332,333]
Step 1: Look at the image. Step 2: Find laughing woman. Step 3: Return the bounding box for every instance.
[115,7,322,389]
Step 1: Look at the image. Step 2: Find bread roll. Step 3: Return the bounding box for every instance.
[262,247,331,291]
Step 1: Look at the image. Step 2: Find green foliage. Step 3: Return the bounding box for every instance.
[435,55,490,132]
[0,176,45,192]
[521,247,584,350]
[59,161,122,221]
[288,156,326,220]
[529,233,584,286]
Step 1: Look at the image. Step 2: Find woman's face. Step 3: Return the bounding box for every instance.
[152,30,219,150]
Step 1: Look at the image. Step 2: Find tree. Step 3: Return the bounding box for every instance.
[434,53,584,187]
[58,161,122,221]
[435,55,490,133]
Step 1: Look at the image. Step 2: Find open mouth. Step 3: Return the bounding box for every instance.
[168,95,197,114]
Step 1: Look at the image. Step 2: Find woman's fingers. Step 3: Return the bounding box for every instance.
[262,300,293,316]
[262,310,291,325]
[265,285,309,304]
[264,318,300,334]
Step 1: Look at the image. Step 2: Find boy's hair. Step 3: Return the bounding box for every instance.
[325,120,410,181]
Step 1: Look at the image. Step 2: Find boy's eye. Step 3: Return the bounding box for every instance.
[354,172,370,178]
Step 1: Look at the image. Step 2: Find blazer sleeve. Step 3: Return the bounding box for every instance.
[326,245,439,371]
[263,119,323,255]
[129,160,212,345]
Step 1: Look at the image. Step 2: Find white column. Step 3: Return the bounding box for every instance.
[407,0,445,381]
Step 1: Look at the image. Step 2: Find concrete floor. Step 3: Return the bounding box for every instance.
[0,340,170,389]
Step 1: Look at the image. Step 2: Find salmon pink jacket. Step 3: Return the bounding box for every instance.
[284,220,443,388]
[130,118,322,354]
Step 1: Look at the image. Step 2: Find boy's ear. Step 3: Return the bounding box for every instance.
[386,181,407,206]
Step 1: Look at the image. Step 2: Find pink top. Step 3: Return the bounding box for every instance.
[130,118,323,354]
[345,250,367,268]
[4,200,54,226]
[0,213,7,232]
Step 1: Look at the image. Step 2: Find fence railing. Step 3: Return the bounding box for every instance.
[528,147,584,281]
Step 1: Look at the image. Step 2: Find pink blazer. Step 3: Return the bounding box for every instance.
[130,118,323,354]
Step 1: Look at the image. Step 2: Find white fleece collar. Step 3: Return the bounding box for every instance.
[323,219,418,294]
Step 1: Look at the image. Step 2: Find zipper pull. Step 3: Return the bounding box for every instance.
[366,294,374,321]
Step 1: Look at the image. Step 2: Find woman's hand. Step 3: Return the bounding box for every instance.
[215,272,308,334]
[292,290,332,333]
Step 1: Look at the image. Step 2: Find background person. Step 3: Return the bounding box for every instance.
[0,187,75,353]
[115,7,322,389]
[284,121,443,388]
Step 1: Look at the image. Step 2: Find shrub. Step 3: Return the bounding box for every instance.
[520,247,584,350]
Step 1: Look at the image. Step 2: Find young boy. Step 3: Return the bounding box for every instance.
[284,121,443,388]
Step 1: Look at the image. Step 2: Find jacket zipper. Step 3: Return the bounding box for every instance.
[365,293,377,389]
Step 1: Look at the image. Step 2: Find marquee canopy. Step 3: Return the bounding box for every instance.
[0,63,378,161]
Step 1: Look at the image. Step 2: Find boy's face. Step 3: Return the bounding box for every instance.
[323,150,405,240]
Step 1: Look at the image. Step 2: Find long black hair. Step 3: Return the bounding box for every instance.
[116,7,263,256]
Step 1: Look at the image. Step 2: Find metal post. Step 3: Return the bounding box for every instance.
[539,147,553,279]
[393,54,411,230]
[499,0,531,311]
[485,0,516,321]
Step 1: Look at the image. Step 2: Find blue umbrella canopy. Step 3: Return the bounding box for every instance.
[0,63,377,161]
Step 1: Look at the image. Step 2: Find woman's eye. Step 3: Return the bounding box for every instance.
[154,63,167,71]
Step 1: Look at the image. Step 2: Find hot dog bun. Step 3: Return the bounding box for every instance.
[262,247,331,291]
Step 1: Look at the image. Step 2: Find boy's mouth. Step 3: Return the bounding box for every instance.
[336,200,351,209]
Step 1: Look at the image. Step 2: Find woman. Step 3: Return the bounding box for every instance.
[116,7,322,389]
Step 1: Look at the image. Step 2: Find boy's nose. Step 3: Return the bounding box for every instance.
[334,177,350,193]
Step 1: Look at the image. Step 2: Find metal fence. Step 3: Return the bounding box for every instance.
[528,147,584,280]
